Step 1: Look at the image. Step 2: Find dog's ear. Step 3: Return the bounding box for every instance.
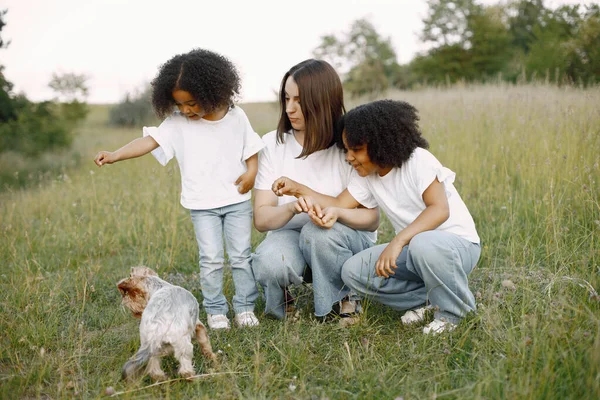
[117,278,140,297]
[130,266,158,277]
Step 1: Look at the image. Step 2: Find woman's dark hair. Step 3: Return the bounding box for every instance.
[277,59,345,158]
[151,48,241,119]
[338,100,429,168]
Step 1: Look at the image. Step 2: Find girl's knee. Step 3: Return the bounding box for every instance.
[408,231,437,255]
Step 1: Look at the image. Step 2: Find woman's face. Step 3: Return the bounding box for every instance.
[284,76,305,134]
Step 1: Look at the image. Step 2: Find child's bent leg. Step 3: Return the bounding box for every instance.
[251,229,306,320]
[190,209,228,315]
[222,200,259,314]
[406,231,481,324]
[342,244,427,312]
[299,222,373,317]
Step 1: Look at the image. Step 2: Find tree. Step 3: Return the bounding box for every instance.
[49,72,90,123]
[313,18,402,97]
[0,9,89,156]
[0,9,15,122]
[508,0,548,54]
[411,1,512,84]
[420,0,483,48]
[0,9,9,49]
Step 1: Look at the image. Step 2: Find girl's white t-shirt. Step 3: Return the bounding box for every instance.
[347,147,480,244]
[255,130,376,242]
[143,106,265,210]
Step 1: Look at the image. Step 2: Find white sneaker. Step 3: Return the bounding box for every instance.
[401,306,431,325]
[207,314,230,330]
[234,311,259,328]
[423,319,456,335]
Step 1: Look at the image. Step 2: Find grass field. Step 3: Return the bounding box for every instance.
[1,84,599,399]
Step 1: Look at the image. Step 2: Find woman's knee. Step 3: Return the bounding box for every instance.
[299,223,342,250]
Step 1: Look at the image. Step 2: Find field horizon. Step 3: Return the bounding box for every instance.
[1,83,598,399]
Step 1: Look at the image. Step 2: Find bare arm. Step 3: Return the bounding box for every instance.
[273,177,361,209]
[376,178,450,278]
[253,189,300,232]
[94,136,159,167]
[308,206,380,232]
[235,153,259,194]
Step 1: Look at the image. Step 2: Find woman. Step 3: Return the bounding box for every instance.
[252,59,378,320]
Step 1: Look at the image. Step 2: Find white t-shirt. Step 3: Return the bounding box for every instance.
[143,106,265,210]
[255,130,376,242]
[347,147,480,244]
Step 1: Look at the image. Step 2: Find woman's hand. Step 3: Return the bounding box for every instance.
[272,176,302,197]
[375,237,407,278]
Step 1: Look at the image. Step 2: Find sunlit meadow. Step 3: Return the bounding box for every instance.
[1,84,598,399]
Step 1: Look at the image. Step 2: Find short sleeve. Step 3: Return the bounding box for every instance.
[413,149,456,198]
[238,109,265,161]
[143,117,178,166]
[254,145,274,190]
[347,174,378,209]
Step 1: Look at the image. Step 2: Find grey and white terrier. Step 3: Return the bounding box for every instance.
[117,266,217,382]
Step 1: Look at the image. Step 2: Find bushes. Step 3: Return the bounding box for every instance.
[0,93,88,157]
[108,87,156,127]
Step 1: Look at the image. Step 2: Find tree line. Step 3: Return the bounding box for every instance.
[0,10,89,157]
[315,0,600,97]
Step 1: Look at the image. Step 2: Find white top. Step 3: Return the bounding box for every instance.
[255,130,376,242]
[143,106,265,210]
[347,147,480,244]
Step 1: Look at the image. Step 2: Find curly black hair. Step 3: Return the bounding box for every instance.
[337,99,429,168]
[150,48,241,119]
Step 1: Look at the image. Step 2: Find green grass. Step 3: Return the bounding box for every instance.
[1,84,599,399]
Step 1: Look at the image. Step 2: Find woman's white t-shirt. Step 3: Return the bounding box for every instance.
[144,107,265,210]
[347,147,480,244]
[255,130,376,242]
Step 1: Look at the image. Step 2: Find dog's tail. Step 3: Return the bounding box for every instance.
[122,344,151,381]
[195,320,218,364]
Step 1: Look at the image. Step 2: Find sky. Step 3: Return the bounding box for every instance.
[1,0,596,104]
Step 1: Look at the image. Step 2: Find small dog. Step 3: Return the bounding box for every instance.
[117,266,217,381]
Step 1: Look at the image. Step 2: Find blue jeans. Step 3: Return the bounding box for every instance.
[190,200,258,315]
[251,222,373,319]
[341,230,481,324]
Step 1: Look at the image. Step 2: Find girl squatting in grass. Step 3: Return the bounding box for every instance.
[275,100,480,334]
[94,48,265,330]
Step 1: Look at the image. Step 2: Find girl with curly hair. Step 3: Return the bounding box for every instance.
[94,48,265,330]
[252,59,378,321]
[275,99,480,334]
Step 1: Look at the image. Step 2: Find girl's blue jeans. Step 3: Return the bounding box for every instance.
[341,230,481,324]
[190,200,258,315]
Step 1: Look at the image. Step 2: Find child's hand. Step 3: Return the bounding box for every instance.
[94,151,117,167]
[235,171,255,194]
[375,238,406,278]
[308,206,339,229]
[272,176,301,197]
[294,196,318,215]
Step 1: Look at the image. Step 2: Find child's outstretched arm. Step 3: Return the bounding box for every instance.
[235,153,258,194]
[376,178,450,278]
[94,136,159,167]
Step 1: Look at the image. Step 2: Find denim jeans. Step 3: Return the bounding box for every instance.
[190,200,258,315]
[341,230,481,324]
[251,222,373,319]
